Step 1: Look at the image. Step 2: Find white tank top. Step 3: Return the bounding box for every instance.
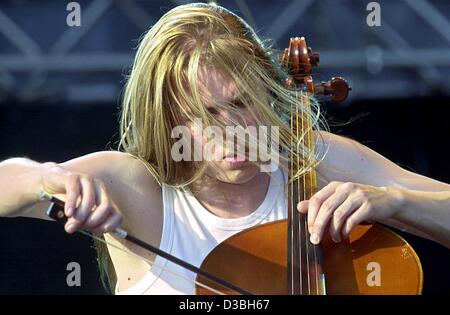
[115,168,288,295]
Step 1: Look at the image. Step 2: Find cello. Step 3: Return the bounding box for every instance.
[195,37,423,295]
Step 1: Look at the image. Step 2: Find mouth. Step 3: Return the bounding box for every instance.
[223,154,248,168]
[223,153,247,161]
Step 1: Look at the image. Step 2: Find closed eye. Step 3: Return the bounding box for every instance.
[206,107,220,115]
[205,99,245,115]
[230,99,245,109]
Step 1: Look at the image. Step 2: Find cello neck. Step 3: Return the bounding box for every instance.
[287,89,325,295]
[281,36,350,295]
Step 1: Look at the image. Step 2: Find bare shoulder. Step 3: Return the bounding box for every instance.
[23,151,162,222]
[61,150,163,229]
[60,151,160,199]
[64,151,164,291]
[61,151,156,183]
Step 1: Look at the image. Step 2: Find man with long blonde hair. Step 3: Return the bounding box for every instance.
[0,3,449,294]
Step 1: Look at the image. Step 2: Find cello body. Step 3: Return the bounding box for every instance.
[196,221,423,294]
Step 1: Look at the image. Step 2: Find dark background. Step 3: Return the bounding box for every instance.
[1,0,449,294]
[1,97,449,294]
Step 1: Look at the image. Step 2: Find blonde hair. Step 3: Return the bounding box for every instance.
[97,2,329,293]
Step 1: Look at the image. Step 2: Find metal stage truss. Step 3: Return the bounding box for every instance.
[0,0,449,104]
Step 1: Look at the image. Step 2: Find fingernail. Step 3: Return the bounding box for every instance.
[332,236,341,243]
[66,207,74,216]
[65,224,74,233]
[310,233,320,245]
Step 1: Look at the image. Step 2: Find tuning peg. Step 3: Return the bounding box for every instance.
[307,47,320,67]
[315,77,352,102]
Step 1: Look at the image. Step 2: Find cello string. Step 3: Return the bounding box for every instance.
[304,90,317,294]
[308,92,320,295]
[287,97,294,295]
[290,55,300,295]
[297,86,311,295]
[308,91,321,295]
[302,91,312,295]
[290,90,296,294]
[311,136,320,294]
[297,89,303,294]
[296,87,303,295]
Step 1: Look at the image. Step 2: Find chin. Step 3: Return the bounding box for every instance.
[212,162,261,184]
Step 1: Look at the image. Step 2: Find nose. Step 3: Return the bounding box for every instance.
[217,107,254,128]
